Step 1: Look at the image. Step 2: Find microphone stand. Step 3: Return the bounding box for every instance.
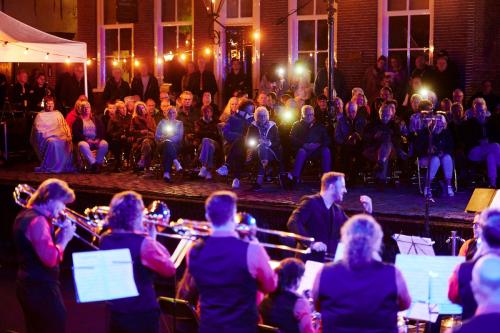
[423,118,436,238]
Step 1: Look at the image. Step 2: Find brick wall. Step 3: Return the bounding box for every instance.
[76,0,97,86]
[134,0,154,74]
[336,0,378,93]
[260,0,289,78]
[193,0,212,63]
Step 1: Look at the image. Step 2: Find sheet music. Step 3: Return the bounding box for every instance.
[297,260,324,295]
[73,249,138,303]
[393,234,435,255]
[490,190,500,209]
[401,302,440,323]
[334,242,344,262]
[396,254,464,315]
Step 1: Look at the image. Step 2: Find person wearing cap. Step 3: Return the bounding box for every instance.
[452,254,500,332]
[448,208,500,320]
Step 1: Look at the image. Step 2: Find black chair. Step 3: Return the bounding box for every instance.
[158,297,198,333]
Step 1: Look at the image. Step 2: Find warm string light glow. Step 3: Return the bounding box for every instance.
[0,39,87,63]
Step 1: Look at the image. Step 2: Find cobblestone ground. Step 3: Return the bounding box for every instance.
[0,162,472,223]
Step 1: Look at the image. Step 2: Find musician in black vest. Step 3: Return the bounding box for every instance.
[187,191,276,333]
[287,172,372,261]
[259,258,316,333]
[312,214,411,333]
[13,179,76,333]
[448,208,500,320]
[100,191,176,333]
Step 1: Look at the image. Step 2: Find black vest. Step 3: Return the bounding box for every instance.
[458,258,480,320]
[259,290,301,333]
[13,208,59,283]
[318,260,399,333]
[100,232,158,313]
[188,236,258,333]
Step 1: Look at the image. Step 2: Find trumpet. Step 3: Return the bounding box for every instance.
[169,212,315,254]
[13,184,102,250]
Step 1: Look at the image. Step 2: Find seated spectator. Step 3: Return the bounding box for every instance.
[107,100,131,171]
[458,213,480,260]
[260,258,316,333]
[370,86,393,122]
[143,98,160,126]
[124,95,136,117]
[177,90,201,168]
[28,72,54,111]
[363,102,404,185]
[129,101,156,171]
[440,98,452,115]
[468,79,499,113]
[65,95,88,131]
[414,114,455,197]
[351,91,371,120]
[219,96,239,123]
[30,96,74,173]
[72,101,108,173]
[408,94,425,136]
[102,67,131,103]
[277,98,301,171]
[289,105,331,182]
[449,208,500,320]
[199,91,220,120]
[402,74,423,112]
[155,105,184,182]
[246,107,282,189]
[452,255,500,332]
[217,100,255,188]
[335,101,367,183]
[195,105,221,180]
[462,98,500,188]
[453,88,465,107]
[312,214,411,332]
[102,101,116,132]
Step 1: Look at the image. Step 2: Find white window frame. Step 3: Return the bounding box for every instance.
[154,0,194,80]
[288,0,337,77]
[378,0,434,70]
[96,0,134,90]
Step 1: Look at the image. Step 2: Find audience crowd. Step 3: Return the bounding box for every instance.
[1,51,499,193]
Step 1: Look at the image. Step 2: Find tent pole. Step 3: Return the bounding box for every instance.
[83,61,88,97]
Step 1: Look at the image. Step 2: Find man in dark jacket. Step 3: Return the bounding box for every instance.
[107,101,131,171]
[289,105,331,182]
[9,69,30,111]
[187,57,218,100]
[224,58,249,103]
[28,72,54,111]
[103,67,131,103]
[287,172,372,261]
[58,64,93,113]
[314,58,347,101]
[131,63,160,104]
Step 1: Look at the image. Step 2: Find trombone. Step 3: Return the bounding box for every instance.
[13,184,102,250]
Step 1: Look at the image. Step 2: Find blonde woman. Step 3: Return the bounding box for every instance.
[219,96,239,123]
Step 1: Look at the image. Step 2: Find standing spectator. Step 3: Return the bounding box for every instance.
[101,101,116,134]
[362,55,387,103]
[195,105,221,180]
[412,52,432,78]
[452,88,465,107]
[181,61,196,93]
[107,100,131,171]
[468,80,499,112]
[155,105,184,182]
[0,72,7,110]
[131,63,160,105]
[72,101,108,173]
[386,55,408,105]
[289,105,331,182]
[187,57,218,100]
[58,64,93,113]
[314,58,347,101]
[28,72,54,111]
[102,67,131,104]
[371,86,394,122]
[9,69,29,111]
[224,58,249,103]
[426,53,460,101]
[163,56,186,97]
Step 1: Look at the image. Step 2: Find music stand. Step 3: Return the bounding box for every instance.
[393,234,435,256]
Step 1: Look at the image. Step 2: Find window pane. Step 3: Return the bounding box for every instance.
[177,0,192,21]
[410,15,429,48]
[389,16,407,49]
[410,0,429,10]
[104,0,117,24]
[227,0,238,18]
[178,25,193,52]
[163,26,177,53]
[388,0,406,11]
[315,0,328,15]
[105,29,118,56]
[317,20,328,50]
[298,21,315,51]
[120,28,132,51]
[297,0,313,15]
[297,54,314,83]
[241,0,252,17]
[162,0,175,22]
[317,52,328,71]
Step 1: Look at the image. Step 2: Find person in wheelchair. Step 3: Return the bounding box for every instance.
[72,101,108,173]
[155,105,184,182]
[288,105,331,183]
[195,104,221,180]
[217,99,256,189]
[245,107,283,190]
[107,100,131,171]
[129,101,156,171]
[414,112,455,197]
[362,101,406,186]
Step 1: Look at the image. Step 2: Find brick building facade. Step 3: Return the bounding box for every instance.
[76,0,499,102]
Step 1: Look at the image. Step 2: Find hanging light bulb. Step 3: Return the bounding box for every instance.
[164,52,174,62]
[112,59,118,67]
[134,59,140,67]
[65,57,71,64]
[179,53,187,62]
[86,58,92,65]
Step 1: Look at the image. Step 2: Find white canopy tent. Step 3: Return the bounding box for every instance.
[0,11,88,96]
